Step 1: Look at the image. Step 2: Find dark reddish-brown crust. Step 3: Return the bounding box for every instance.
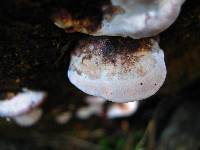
[51,0,124,34]
[52,9,101,34]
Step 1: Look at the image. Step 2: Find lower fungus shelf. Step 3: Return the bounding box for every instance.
[67,37,166,102]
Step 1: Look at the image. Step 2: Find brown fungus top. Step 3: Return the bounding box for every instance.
[72,36,153,73]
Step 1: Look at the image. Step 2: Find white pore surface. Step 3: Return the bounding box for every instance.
[95,0,185,38]
[0,88,46,117]
[68,41,166,103]
[107,101,139,119]
[13,108,43,127]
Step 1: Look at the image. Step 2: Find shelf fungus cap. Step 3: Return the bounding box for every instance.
[53,0,185,38]
[96,0,186,38]
[68,37,166,103]
[0,88,46,117]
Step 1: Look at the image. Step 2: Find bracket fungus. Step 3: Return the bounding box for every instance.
[52,0,186,102]
[53,0,185,38]
[0,89,46,117]
[96,0,186,38]
[68,37,166,102]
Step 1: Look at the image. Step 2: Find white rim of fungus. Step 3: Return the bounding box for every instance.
[107,101,139,119]
[68,40,166,103]
[12,108,43,127]
[0,88,46,117]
